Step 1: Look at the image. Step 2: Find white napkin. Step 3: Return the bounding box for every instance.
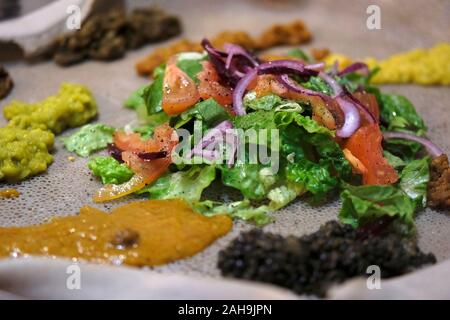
[0,257,449,299]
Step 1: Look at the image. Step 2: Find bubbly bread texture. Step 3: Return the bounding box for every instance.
[4,83,97,134]
[0,127,54,182]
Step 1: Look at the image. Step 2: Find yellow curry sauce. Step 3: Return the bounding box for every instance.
[323,43,450,85]
[0,188,20,199]
[0,199,232,266]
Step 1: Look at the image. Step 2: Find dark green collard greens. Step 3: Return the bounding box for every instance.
[62,123,115,157]
[339,157,430,233]
[88,156,134,185]
[339,183,416,234]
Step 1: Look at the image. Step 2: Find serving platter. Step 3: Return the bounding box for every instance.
[0,0,449,293]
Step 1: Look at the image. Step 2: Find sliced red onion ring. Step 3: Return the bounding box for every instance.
[335,96,361,138]
[107,143,124,163]
[137,151,168,161]
[383,132,444,158]
[191,149,220,161]
[258,60,306,75]
[338,62,369,77]
[223,43,259,69]
[187,120,233,158]
[318,71,343,97]
[305,62,325,71]
[278,74,331,101]
[233,68,258,115]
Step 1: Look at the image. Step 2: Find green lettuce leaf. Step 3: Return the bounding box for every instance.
[219,164,275,200]
[88,156,134,185]
[378,93,427,160]
[62,123,115,157]
[176,53,205,84]
[286,159,337,196]
[137,165,216,202]
[143,73,164,114]
[267,182,305,210]
[194,199,273,226]
[173,98,230,129]
[399,157,430,208]
[379,94,426,131]
[300,76,332,96]
[339,183,416,234]
[243,92,303,113]
[124,85,146,110]
[383,150,407,169]
[287,48,311,61]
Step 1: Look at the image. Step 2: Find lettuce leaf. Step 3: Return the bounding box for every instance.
[88,156,134,185]
[286,159,337,196]
[379,93,427,160]
[194,199,273,226]
[243,93,303,113]
[399,157,430,207]
[137,165,216,202]
[143,73,164,114]
[173,98,230,128]
[339,183,416,234]
[62,123,115,157]
[124,86,146,110]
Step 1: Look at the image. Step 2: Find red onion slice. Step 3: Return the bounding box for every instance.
[335,96,361,138]
[278,74,331,101]
[232,68,258,115]
[318,71,343,97]
[383,131,444,158]
[223,43,259,69]
[338,62,369,77]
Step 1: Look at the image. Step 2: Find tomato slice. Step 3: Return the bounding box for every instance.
[352,92,380,125]
[162,57,200,115]
[197,61,233,106]
[94,124,178,203]
[114,123,175,154]
[345,124,398,185]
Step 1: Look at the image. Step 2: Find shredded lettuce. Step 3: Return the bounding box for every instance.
[173,98,230,128]
[143,72,164,115]
[137,166,216,202]
[219,164,275,200]
[88,156,134,185]
[176,52,206,84]
[379,93,427,160]
[243,93,303,113]
[62,123,115,157]
[124,85,146,110]
[399,157,430,208]
[194,199,273,226]
[287,48,311,61]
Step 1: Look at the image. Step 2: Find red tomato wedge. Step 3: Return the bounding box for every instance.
[344,124,398,185]
[162,57,200,115]
[352,92,380,125]
[113,123,175,154]
[197,61,233,106]
[93,124,178,203]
